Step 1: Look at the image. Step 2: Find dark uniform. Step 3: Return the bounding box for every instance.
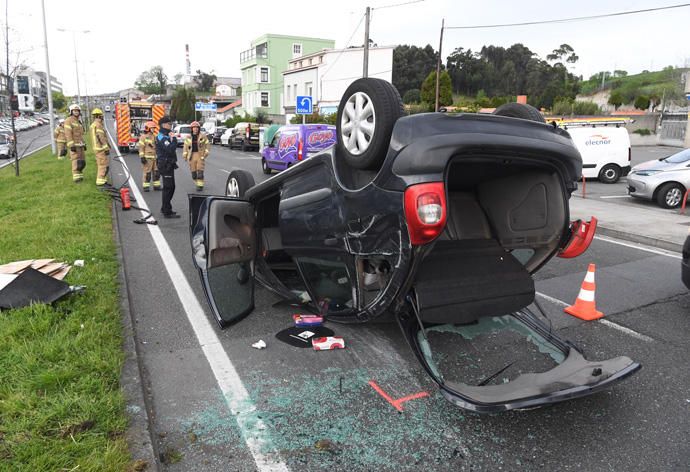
[155,116,179,217]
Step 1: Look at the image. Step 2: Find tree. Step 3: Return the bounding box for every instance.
[546,44,579,66]
[608,90,624,110]
[392,45,438,99]
[52,91,66,111]
[402,89,420,104]
[135,66,168,94]
[194,69,217,92]
[613,70,628,78]
[170,87,195,122]
[420,70,452,109]
[634,95,650,111]
[173,73,184,85]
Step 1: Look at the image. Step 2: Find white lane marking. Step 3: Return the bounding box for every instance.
[594,235,682,259]
[599,195,631,199]
[536,292,654,342]
[598,319,654,342]
[106,128,289,472]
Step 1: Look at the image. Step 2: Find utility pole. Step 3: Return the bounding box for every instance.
[363,6,371,78]
[6,1,18,176]
[434,18,444,112]
[41,0,56,154]
[71,32,81,106]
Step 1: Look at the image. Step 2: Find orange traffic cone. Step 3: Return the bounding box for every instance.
[564,263,604,321]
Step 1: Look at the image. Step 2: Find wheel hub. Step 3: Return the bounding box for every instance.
[341,91,376,156]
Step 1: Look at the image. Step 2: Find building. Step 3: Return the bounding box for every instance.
[240,34,335,121]
[282,46,394,121]
[215,77,241,97]
[216,99,243,122]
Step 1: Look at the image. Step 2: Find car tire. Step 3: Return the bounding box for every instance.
[225,170,255,198]
[655,182,686,209]
[598,164,621,184]
[261,158,271,174]
[493,102,545,123]
[335,77,404,171]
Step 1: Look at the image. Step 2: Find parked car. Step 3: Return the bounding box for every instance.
[228,122,260,151]
[260,124,336,174]
[0,133,16,159]
[211,126,227,144]
[219,128,233,146]
[627,148,690,208]
[203,121,217,137]
[681,231,690,288]
[188,78,639,413]
[564,124,631,183]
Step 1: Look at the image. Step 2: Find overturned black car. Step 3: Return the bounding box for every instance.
[189,78,639,413]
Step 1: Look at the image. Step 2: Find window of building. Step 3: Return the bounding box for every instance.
[286,85,291,101]
[260,67,269,83]
[292,43,302,58]
[261,91,270,107]
[305,82,313,97]
[309,58,313,66]
[256,42,268,58]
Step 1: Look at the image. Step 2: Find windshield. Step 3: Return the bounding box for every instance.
[179,126,191,134]
[664,149,690,164]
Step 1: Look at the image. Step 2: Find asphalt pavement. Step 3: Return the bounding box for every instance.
[0,123,53,170]
[106,118,689,472]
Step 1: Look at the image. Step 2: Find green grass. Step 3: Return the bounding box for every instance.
[0,148,131,470]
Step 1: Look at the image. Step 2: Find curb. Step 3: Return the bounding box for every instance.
[113,201,160,471]
[596,224,683,253]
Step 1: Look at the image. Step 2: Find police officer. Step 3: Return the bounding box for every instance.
[183,121,210,191]
[54,119,67,159]
[138,121,161,191]
[64,104,86,182]
[89,108,110,186]
[155,115,180,218]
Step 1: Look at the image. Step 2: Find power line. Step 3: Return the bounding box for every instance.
[321,13,366,78]
[445,3,690,29]
[372,0,425,11]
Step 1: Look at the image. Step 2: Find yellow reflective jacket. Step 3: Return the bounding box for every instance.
[138,132,156,158]
[64,115,85,147]
[54,124,66,143]
[89,120,110,153]
[183,133,209,160]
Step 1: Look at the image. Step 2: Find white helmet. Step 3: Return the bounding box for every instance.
[68,104,81,112]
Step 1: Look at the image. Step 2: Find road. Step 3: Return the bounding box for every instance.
[106,118,689,472]
[0,123,53,170]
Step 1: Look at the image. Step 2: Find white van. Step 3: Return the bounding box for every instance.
[562,123,631,183]
[202,121,216,136]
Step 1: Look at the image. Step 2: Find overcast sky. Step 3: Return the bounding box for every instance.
[5,0,689,96]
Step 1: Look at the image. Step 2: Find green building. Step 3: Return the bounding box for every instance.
[240,34,335,122]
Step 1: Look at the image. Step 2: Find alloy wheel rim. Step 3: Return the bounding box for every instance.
[666,188,682,206]
[340,91,376,155]
[227,178,239,197]
[604,168,616,180]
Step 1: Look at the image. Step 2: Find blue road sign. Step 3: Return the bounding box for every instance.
[296,96,313,114]
[195,102,218,112]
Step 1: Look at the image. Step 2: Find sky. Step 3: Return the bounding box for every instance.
[4,0,689,96]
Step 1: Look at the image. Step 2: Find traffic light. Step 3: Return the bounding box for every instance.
[10,95,18,111]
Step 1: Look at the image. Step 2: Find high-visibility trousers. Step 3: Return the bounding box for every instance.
[70,147,86,182]
[142,157,161,189]
[57,141,67,160]
[188,152,205,189]
[95,151,109,186]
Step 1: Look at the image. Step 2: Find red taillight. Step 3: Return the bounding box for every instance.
[404,182,447,245]
[297,139,304,161]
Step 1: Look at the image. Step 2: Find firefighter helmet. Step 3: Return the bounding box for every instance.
[68,104,81,112]
[144,120,157,131]
[91,108,104,116]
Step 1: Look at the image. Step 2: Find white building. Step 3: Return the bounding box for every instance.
[282,46,394,122]
[215,77,241,97]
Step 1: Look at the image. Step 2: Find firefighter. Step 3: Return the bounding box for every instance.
[138,121,161,191]
[64,104,86,182]
[89,108,111,186]
[54,119,67,159]
[155,115,180,218]
[183,121,210,191]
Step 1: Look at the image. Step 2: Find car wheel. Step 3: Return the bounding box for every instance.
[493,102,545,123]
[225,170,255,198]
[261,158,271,174]
[655,182,685,209]
[598,164,621,184]
[335,77,404,171]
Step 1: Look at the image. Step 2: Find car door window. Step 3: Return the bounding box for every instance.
[296,255,355,314]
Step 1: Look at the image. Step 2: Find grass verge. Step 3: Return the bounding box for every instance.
[0,148,131,470]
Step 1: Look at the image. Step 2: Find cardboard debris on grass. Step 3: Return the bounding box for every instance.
[0,259,78,310]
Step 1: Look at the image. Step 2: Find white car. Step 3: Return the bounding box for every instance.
[628,148,690,208]
[220,128,234,146]
[563,124,631,183]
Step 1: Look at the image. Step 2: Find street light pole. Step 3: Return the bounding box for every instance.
[434,18,444,112]
[6,0,18,176]
[57,28,89,106]
[40,0,56,154]
[363,6,371,78]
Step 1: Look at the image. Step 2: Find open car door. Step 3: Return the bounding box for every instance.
[189,195,256,328]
